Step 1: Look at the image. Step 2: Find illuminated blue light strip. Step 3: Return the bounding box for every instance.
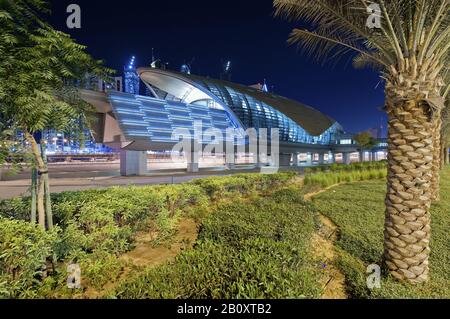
[108,91,243,145]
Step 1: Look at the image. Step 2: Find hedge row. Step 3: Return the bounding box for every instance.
[304,169,387,188]
[0,172,297,298]
[304,161,387,175]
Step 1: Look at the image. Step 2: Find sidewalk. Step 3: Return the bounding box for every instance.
[0,166,263,200]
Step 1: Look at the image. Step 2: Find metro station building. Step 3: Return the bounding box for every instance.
[81,68,387,176]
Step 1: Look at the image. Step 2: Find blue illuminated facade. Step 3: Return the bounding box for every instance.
[103,68,347,151]
[108,92,241,144]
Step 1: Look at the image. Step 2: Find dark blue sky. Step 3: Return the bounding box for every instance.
[48,0,386,134]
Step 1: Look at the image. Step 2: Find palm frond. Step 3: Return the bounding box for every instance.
[274,0,450,100]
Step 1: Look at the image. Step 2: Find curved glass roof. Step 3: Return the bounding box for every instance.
[139,68,343,145]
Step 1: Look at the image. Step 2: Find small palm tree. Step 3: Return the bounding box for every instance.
[275,0,449,284]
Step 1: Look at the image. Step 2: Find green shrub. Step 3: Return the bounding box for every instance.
[0,198,31,221]
[78,251,123,290]
[190,172,297,200]
[0,218,57,299]
[0,172,298,298]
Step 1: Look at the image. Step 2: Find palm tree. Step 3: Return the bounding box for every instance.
[274,0,449,284]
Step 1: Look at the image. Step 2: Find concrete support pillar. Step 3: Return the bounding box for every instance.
[318,153,325,165]
[328,153,335,164]
[279,154,292,167]
[120,150,147,176]
[306,152,313,166]
[343,152,351,165]
[187,152,200,173]
[292,153,299,166]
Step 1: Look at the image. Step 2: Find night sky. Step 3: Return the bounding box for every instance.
[47,0,387,135]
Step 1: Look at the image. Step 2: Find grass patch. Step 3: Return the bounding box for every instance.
[312,167,450,299]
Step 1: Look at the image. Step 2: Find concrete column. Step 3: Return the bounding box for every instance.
[292,153,299,166]
[328,153,335,164]
[306,152,313,166]
[120,150,147,176]
[343,152,351,165]
[318,153,325,165]
[187,152,200,173]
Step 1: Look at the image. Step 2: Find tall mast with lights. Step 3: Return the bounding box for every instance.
[124,56,140,94]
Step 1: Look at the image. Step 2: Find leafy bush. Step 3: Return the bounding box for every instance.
[0,172,298,298]
[114,188,322,299]
[190,172,296,199]
[0,218,57,299]
[0,198,31,221]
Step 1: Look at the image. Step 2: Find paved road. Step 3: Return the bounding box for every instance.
[0,162,302,200]
[1,162,122,181]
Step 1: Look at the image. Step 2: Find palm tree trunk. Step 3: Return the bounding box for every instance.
[384,99,432,284]
[446,147,450,165]
[431,115,441,201]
